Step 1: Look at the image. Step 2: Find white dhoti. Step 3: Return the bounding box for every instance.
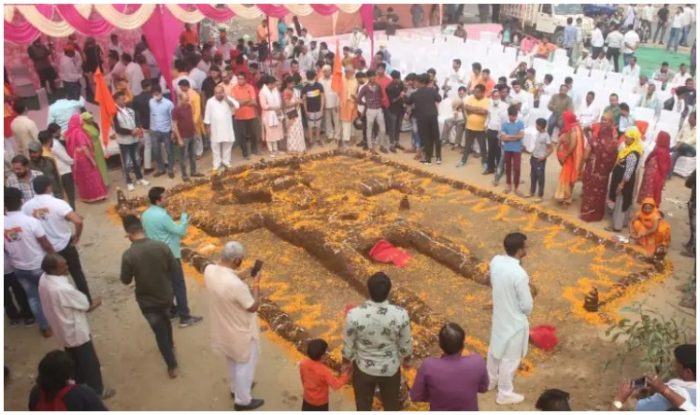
[226,339,259,406]
[212,141,234,169]
[341,121,353,142]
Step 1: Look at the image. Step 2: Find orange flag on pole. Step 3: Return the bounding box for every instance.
[93,68,117,146]
[331,39,343,95]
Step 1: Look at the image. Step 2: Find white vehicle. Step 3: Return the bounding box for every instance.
[501,4,595,46]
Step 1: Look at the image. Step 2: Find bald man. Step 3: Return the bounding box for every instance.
[204,85,240,171]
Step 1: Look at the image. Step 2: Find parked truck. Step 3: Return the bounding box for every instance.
[501,4,595,46]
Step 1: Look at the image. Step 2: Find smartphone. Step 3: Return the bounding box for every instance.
[632,377,647,389]
[251,259,263,277]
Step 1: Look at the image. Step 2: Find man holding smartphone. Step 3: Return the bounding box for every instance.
[203,241,265,411]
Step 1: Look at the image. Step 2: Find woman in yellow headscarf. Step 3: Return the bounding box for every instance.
[81,112,110,186]
[630,197,671,257]
[606,126,644,232]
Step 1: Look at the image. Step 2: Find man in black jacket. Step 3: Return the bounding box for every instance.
[405,74,442,165]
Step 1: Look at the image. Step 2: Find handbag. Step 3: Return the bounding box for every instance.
[286,108,299,119]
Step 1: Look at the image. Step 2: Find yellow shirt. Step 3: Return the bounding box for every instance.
[464,96,490,132]
[187,89,204,136]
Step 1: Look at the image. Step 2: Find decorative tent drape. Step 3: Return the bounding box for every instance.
[4,4,365,44]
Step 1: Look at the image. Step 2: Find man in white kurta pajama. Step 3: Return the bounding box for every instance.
[203,241,264,411]
[487,232,533,405]
[204,85,239,171]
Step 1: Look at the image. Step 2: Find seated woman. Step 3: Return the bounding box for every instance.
[630,197,671,257]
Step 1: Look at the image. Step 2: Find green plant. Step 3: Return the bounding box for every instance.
[605,304,690,377]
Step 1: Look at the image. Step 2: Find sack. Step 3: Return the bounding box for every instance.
[31,384,76,411]
[529,325,558,351]
[286,108,299,119]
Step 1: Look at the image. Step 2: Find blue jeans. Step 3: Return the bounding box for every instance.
[119,143,143,184]
[14,268,49,330]
[150,130,174,174]
[669,143,696,179]
[179,137,197,177]
[547,113,561,137]
[680,25,690,46]
[411,117,422,149]
[170,259,191,321]
[667,27,682,52]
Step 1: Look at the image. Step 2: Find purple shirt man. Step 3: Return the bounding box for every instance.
[410,323,489,411]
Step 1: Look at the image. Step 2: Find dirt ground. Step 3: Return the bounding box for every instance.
[3,136,696,411]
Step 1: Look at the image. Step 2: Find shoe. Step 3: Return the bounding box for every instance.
[380,146,389,154]
[235,398,265,411]
[535,197,544,203]
[138,179,150,186]
[127,183,135,192]
[456,162,465,168]
[182,176,191,182]
[154,171,165,177]
[41,327,53,338]
[395,143,405,150]
[143,168,155,175]
[356,141,366,148]
[179,315,203,328]
[9,320,21,328]
[420,160,432,165]
[24,318,35,327]
[167,367,178,379]
[436,158,442,165]
[524,194,534,199]
[101,388,116,400]
[169,310,179,320]
[168,172,175,179]
[389,146,397,153]
[191,173,205,178]
[496,393,524,405]
[482,169,495,175]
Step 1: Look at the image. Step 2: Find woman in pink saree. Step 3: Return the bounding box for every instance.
[65,113,108,203]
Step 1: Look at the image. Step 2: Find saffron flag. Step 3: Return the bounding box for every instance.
[331,39,343,95]
[93,68,116,146]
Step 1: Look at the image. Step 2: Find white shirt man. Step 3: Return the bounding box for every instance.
[318,68,340,140]
[204,87,240,170]
[672,11,684,29]
[592,56,613,72]
[643,5,656,23]
[50,138,73,177]
[22,192,75,253]
[298,51,314,74]
[59,52,83,83]
[487,233,533,406]
[672,67,692,87]
[623,29,640,54]
[577,94,602,127]
[124,60,145,96]
[576,53,594,72]
[622,60,641,78]
[591,27,605,48]
[189,66,207,92]
[681,6,694,27]
[203,242,263,411]
[10,112,39,157]
[447,65,467,86]
[606,29,625,49]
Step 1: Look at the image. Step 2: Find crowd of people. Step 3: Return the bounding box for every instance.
[3,13,697,412]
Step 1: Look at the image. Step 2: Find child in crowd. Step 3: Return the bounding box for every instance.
[527,118,553,202]
[499,105,525,195]
[299,339,350,411]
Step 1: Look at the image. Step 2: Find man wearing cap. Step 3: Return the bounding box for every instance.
[204,241,265,411]
[59,44,83,101]
[28,137,64,200]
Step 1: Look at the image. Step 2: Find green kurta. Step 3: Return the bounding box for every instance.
[82,121,110,186]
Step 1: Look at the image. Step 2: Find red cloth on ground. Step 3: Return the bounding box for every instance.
[529,325,558,351]
[368,239,411,267]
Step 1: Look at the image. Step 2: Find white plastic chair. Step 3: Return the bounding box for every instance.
[633,106,656,123]
[605,71,623,85]
[589,69,606,84]
[659,109,681,128]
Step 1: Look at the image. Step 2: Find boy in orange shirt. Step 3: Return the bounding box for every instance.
[299,339,351,411]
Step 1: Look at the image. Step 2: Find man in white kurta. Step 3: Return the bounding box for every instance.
[203,241,264,411]
[204,85,239,171]
[487,232,533,405]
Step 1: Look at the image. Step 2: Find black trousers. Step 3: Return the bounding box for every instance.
[234,119,260,157]
[416,116,441,161]
[141,307,177,370]
[58,243,92,304]
[65,340,104,395]
[486,129,501,171]
[302,400,329,411]
[4,272,33,320]
[530,157,547,197]
[61,173,76,211]
[352,363,401,411]
[606,47,621,72]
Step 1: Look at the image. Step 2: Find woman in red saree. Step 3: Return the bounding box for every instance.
[637,132,672,206]
[554,111,585,206]
[579,112,619,222]
[64,113,108,203]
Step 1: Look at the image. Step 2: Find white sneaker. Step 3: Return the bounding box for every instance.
[496,393,524,405]
[127,183,135,192]
[137,179,150,186]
